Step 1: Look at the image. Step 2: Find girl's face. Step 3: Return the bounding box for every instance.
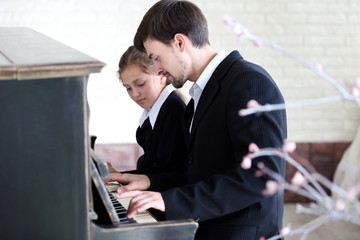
[120,64,166,109]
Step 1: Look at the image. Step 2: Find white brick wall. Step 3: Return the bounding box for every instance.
[2,0,359,143]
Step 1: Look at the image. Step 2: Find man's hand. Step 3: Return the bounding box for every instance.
[115,190,165,219]
[103,173,151,192]
[106,162,118,173]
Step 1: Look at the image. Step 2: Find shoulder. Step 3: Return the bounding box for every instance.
[216,52,284,103]
[211,50,269,88]
[162,91,186,110]
[154,91,186,123]
[153,91,186,130]
[217,52,275,88]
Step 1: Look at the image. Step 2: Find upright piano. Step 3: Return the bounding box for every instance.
[0,27,197,240]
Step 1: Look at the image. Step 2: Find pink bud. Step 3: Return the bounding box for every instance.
[253,39,263,47]
[314,63,323,72]
[222,15,234,25]
[232,24,243,37]
[346,183,360,201]
[222,15,230,23]
[280,225,291,235]
[247,99,261,109]
[241,154,252,169]
[355,77,360,88]
[347,188,356,201]
[351,87,360,97]
[291,171,306,185]
[263,180,279,196]
[334,199,346,211]
[259,237,266,240]
[238,109,246,116]
[248,143,260,153]
[285,140,296,153]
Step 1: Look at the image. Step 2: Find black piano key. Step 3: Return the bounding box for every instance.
[107,190,137,224]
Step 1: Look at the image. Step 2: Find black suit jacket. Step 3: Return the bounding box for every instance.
[128,91,188,192]
[162,51,287,240]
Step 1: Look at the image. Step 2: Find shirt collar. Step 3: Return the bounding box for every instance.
[139,84,175,129]
[189,50,227,109]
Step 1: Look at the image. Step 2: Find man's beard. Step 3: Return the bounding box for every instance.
[168,60,187,88]
[167,73,185,89]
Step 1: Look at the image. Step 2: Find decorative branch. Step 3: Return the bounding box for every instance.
[223,15,360,240]
[223,15,360,117]
[242,141,360,240]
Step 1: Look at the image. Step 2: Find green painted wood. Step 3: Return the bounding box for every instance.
[0,27,105,80]
[0,27,104,240]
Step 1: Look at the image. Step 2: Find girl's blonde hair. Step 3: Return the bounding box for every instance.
[118,45,188,103]
[118,45,156,78]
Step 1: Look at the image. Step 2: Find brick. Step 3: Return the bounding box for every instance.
[1,0,359,143]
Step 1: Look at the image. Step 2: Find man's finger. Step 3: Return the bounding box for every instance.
[115,190,141,199]
[127,203,152,219]
[125,194,153,218]
[109,173,126,182]
[117,183,135,193]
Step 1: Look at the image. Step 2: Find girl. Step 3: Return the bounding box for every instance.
[106,46,187,194]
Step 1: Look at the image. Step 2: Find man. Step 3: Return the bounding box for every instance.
[117,1,287,239]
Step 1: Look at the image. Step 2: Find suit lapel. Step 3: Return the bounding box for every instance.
[183,98,194,143]
[189,76,219,144]
[188,51,241,146]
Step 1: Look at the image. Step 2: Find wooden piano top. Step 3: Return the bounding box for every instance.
[0,27,105,80]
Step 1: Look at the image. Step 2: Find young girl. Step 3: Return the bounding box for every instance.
[105,46,187,194]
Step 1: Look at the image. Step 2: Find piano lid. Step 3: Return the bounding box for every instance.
[0,27,105,80]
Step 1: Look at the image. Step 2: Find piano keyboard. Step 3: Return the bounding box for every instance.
[107,191,136,224]
[106,182,157,224]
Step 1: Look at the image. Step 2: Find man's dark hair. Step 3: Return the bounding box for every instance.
[134,0,210,52]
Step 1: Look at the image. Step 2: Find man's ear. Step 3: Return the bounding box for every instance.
[174,33,187,52]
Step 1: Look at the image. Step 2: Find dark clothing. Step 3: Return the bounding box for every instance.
[162,51,287,240]
[130,91,188,192]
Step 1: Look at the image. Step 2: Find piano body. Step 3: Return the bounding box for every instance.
[0,28,197,240]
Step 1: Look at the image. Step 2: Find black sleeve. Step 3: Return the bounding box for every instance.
[147,92,188,191]
[162,71,287,221]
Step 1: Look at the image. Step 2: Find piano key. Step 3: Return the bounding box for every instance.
[109,191,157,224]
[107,190,137,223]
[105,182,157,224]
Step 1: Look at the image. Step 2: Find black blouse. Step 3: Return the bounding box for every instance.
[130,91,188,192]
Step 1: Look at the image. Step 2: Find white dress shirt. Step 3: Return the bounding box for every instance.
[139,84,176,129]
[189,50,227,132]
